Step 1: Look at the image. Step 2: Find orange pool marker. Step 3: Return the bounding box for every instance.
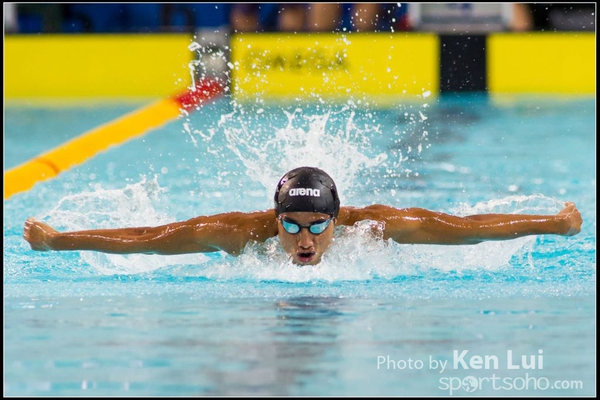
[4,78,224,200]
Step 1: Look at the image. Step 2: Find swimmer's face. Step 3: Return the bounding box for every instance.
[277,211,335,266]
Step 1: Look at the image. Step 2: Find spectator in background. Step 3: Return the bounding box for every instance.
[230,4,259,32]
[230,3,406,33]
[306,3,381,32]
[277,3,306,31]
[510,3,534,31]
[230,4,306,32]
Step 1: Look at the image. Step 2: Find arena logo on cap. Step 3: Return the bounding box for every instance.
[289,188,321,197]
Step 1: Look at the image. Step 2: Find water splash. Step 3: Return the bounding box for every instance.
[38,176,208,275]
[23,98,571,280]
[454,194,566,216]
[190,103,389,203]
[36,186,548,278]
[44,176,170,231]
[161,194,563,283]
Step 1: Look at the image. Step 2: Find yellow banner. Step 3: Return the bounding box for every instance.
[231,33,439,103]
[5,34,194,99]
[487,32,596,95]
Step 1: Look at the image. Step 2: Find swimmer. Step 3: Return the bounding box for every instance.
[23,166,583,266]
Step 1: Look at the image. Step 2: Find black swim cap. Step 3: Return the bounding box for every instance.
[274,167,340,218]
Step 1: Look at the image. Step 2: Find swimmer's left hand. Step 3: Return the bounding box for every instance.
[558,202,582,236]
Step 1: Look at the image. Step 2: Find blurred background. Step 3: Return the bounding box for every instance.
[4,3,596,34]
[4,3,596,100]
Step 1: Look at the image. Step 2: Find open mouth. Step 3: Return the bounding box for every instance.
[296,251,316,264]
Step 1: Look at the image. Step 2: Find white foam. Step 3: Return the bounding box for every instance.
[37,106,562,279]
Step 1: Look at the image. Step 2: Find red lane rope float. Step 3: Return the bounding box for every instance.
[174,78,224,112]
[4,78,224,200]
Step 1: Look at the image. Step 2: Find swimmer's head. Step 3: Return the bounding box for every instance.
[274,167,340,218]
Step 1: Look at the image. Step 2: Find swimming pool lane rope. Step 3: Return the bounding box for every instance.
[4,78,224,200]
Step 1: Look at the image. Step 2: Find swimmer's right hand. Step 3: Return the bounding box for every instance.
[23,218,57,251]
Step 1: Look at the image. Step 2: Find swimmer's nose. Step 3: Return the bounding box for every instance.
[297,229,314,248]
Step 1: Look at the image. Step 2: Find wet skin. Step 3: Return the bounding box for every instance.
[276,211,335,265]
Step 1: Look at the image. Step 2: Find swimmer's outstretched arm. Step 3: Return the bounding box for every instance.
[23,210,279,256]
[337,202,582,245]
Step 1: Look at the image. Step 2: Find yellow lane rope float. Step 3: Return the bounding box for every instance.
[4,78,224,200]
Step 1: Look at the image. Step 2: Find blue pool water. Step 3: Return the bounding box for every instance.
[4,94,596,396]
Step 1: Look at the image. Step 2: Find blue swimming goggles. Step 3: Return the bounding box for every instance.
[280,216,332,235]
